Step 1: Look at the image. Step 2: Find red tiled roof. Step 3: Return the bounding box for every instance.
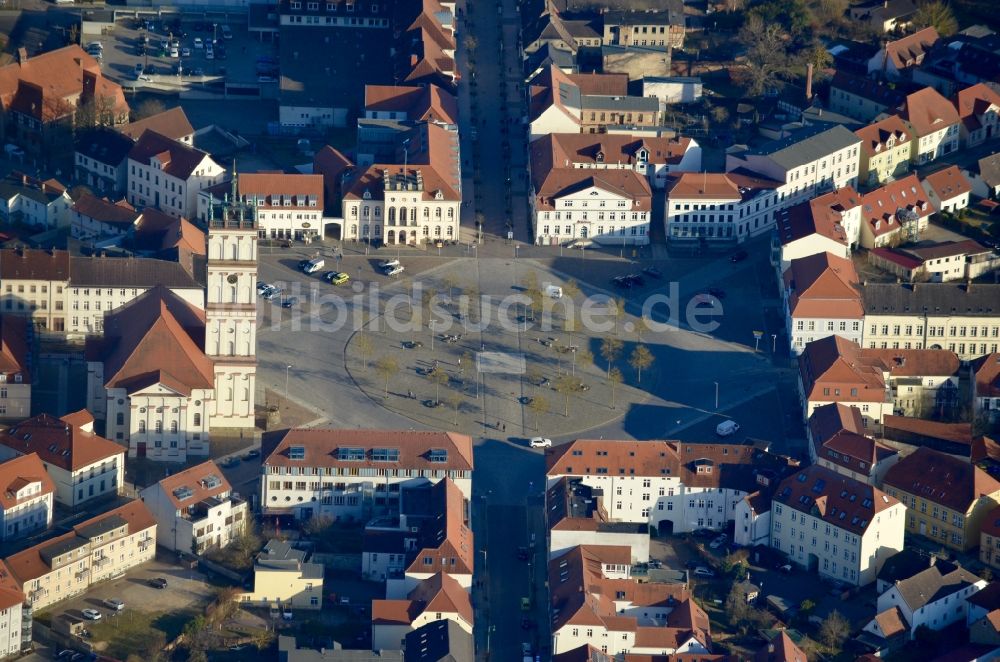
[364,84,458,125]
[666,170,782,201]
[71,193,139,227]
[883,415,971,444]
[902,85,960,137]
[532,133,693,176]
[784,252,863,319]
[974,353,1000,399]
[922,165,972,205]
[774,465,899,535]
[777,187,858,247]
[265,429,474,472]
[855,115,912,157]
[954,83,1000,131]
[861,173,932,237]
[0,453,54,510]
[127,130,215,180]
[755,630,807,662]
[407,571,472,623]
[870,247,924,270]
[534,169,652,212]
[118,106,193,143]
[799,335,888,403]
[884,446,1000,512]
[0,248,70,281]
[884,27,939,71]
[874,606,909,638]
[567,72,628,96]
[0,562,24,610]
[238,172,323,210]
[404,478,474,575]
[0,315,29,383]
[0,413,123,471]
[979,505,1000,539]
[155,460,231,510]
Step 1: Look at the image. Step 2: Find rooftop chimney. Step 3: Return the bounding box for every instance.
[16,48,26,64]
[806,63,814,100]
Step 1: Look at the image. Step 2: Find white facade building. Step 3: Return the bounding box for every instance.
[531,170,652,245]
[0,177,71,230]
[197,172,325,241]
[126,130,225,219]
[0,454,53,541]
[872,561,986,638]
[783,252,864,355]
[769,465,905,587]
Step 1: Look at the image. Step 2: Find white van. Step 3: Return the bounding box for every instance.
[715,420,740,437]
[303,258,325,274]
[379,259,401,271]
[544,284,563,299]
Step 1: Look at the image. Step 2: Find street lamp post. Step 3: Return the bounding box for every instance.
[714,381,719,410]
[430,319,436,351]
[772,333,778,353]
[285,365,292,407]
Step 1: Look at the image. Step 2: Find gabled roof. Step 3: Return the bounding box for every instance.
[974,353,1000,399]
[872,606,909,639]
[0,315,29,383]
[94,286,212,396]
[0,412,123,471]
[0,453,54,511]
[890,560,982,612]
[798,335,888,402]
[534,169,652,212]
[0,247,69,281]
[860,281,1000,317]
[773,465,899,535]
[71,193,139,228]
[777,187,858,247]
[118,106,194,143]
[979,505,1000,540]
[403,478,474,576]
[236,172,323,210]
[883,27,939,70]
[901,86,961,136]
[878,549,934,586]
[861,173,932,237]
[808,403,866,444]
[75,127,135,167]
[954,83,1000,131]
[364,84,458,125]
[809,403,897,475]
[534,133,693,172]
[830,71,908,108]
[407,572,473,623]
[968,580,1000,611]
[264,429,474,472]
[666,170,783,201]
[855,115,912,157]
[922,165,972,204]
[743,123,861,172]
[884,446,1000,512]
[403,619,473,662]
[69,255,202,289]
[754,630,807,662]
[783,252,863,320]
[127,130,216,180]
[153,460,231,511]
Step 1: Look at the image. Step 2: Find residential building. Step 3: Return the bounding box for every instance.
[806,403,899,484]
[579,95,661,134]
[531,168,652,246]
[361,478,472,596]
[73,128,134,196]
[856,115,914,188]
[545,438,797,537]
[261,429,474,520]
[725,124,862,200]
[546,476,650,563]
[829,72,910,122]
[867,27,939,79]
[641,77,703,105]
[547,544,707,656]
[0,411,123,508]
[530,133,701,191]
[869,240,999,283]
[848,0,917,32]
[601,5,686,49]
[523,7,601,56]
[954,83,1000,148]
[782,252,864,354]
[859,281,1000,360]
[403,620,474,662]
[769,465,905,586]
[921,165,972,213]
[0,454,53,541]
[70,193,140,243]
[900,87,961,165]
[117,106,194,145]
[66,255,204,336]
[883,446,1000,551]
[0,315,30,421]
[132,206,207,260]
[239,539,323,610]
[372,573,473,651]
[858,174,932,248]
[0,175,71,230]
[967,582,1000,644]
[0,46,128,156]
[0,566,24,659]
[797,335,893,425]
[870,559,985,638]
[664,171,783,244]
[0,247,69,332]
[341,124,461,247]
[126,130,226,219]
[979,506,1000,571]
[774,187,857,270]
[754,630,808,662]
[313,145,355,215]
[363,84,458,126]
[966,152,1000,198]
[973,353,1000,424]
[277,0,390,29]
[197,172,324,242]
[881,416,972,455]
[140,460,248,554]
[2,500,156,611]
[278,636,402,661]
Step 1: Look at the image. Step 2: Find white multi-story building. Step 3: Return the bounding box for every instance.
[546,476,650,563]
[74,128,134,197]
[770,465,905,587]
[0,248,70,333]
[126,130,225,219]
[262,429,474,520]
[954,83,1000,148]
[773,187,858,272]
[783,252,864,354]
[664,171,782,243]
[0,568,25,660]
[196,172,325,242]
[371,573,473,651]
[545,439,796,536]
[140,460,248,554]
[725,124,861,202]
[900,87,961,165]
[531,169,652,245]
[0,454,53,541]
[0,411,124,508]
[0,176,71,231]
[70,193,140,243]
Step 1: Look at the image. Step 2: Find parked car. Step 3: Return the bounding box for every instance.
[103,598,125,611]
[257,282,273,294]
[323,271,349,285]
[205,43,215,59]
[385,265,405,277]
[516,546,530,560]
[693,566,716,578]
[378,259,401,270]
[777,563,793,574]
[220,24,233,39]
[529,437,552,448]
[148,577,168,589]
[181,47,191,57]
[281,296,299,309]
[244,449,261,459]
[642,266,663,278]
[193,37,204,48]
[709,534,727,549]
[81,609,102,620]
[216,45,227,59]
[730,250,749,263]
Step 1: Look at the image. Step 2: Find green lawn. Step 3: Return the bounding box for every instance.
[89,609,197,660]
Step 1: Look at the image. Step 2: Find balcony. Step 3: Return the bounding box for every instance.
[93,556,111,569]
[138,538,153,551]
[74,569,89,580]
[28,587,47,602]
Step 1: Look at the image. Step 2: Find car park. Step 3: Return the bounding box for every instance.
[529,437,552,448]
[148,577,168,589]
[81,609,102,620]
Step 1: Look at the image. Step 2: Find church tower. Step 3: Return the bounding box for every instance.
[205,168,257,430]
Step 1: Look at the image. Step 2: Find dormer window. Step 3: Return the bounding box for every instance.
[637,149,648,162]
[434,190,444,200]
[362,190,372,200]
[596,151,605,163]
[291,1,301,8]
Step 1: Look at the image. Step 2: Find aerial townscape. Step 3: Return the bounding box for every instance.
[0,0,997,660]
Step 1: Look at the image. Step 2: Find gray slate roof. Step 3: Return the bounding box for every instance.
[892,563,981,611]
[581,94,660,111]
[278,636,403,661]
[69,256,203,289]
[861,282,1000,317]
[747,124,861,171]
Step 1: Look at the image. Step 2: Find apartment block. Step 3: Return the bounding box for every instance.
[239,539,323,610]
[372,572,472,651]
[546,476,650,563]
[774,188,857,270]
[262,429,473,520]
[856,115,914,188]
[665,171,783,244]
[140,460,248,554]
[197,172,325,242]
[783,252,864,354]
[0,454,53,541]
[807,403,899,485]
[858,174,932,248]
[126,130,226,219]
[0,315,31,421]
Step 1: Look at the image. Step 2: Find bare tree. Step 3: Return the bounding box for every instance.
[737,14,790,96]
[819,610,850,649]
[913,0,958,36]
[527,395,550,430]
[574,347,593,377]
[600,338,624,377]
[554,374,577,416]
[608,298,624,335]
[374,356,398,398]
[356,333,374,370]
[133,98,166,121]
[447,392,462,425]
[628,345,654,384]
[426,367,449,404]
[608,367,623,409]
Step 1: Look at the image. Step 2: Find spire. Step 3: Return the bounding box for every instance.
[230,159,238,205]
